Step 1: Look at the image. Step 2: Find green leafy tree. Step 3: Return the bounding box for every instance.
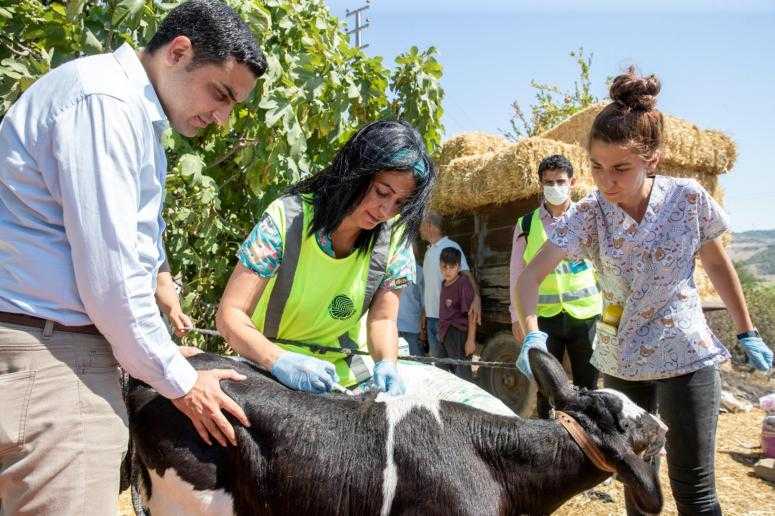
[0,0,445,350]
[501,47,596,141]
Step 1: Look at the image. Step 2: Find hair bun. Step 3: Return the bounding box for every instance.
[609,66,661,111]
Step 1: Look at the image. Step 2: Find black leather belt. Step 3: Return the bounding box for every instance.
[0,311,101,336]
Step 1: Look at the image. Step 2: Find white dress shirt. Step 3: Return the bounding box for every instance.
[0,44,196,398]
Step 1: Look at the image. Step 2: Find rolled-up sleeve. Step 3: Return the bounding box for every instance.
[52,95,196,399]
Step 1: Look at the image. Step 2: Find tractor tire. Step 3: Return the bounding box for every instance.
[477,332,537,417]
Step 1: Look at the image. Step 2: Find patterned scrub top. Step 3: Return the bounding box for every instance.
[237,201,415,291]
[549,176,731,380]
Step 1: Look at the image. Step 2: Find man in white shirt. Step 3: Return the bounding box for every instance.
[420,211,481,360]
[0,1,265,512]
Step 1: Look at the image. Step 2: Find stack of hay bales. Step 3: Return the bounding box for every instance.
[433,104,737,303]
[436,132,512,167]
[433,137,596,213]
[540,103,736,201]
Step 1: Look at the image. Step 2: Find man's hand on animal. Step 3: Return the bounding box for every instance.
[516,330,549,379]
[739,335,773,371]
[372,360,406,395]
[171,368,251,447]
[271,352,339,393]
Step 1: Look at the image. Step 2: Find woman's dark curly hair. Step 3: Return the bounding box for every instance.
[288,120,436,253]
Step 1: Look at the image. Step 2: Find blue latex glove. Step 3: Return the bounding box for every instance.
[516,330,549,380]
[739,336,773,372]
[372,360,406,396]
[271,352,339,393]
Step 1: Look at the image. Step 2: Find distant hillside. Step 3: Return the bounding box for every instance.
[729,230,775,282]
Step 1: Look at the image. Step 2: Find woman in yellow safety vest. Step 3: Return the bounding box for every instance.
[216,120,434,396]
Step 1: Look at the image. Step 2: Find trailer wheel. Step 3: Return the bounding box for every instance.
[478,332,537,417]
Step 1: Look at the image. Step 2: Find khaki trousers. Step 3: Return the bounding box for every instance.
[0,322,128,515]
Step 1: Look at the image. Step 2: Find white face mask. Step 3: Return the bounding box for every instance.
[543,184,570,206]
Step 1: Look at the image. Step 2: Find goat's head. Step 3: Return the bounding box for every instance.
[528,348,667,514]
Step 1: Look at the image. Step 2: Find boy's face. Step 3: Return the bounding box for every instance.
[440,261,460,282]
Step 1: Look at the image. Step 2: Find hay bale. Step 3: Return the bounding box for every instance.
[436,132,510,167]
[541,103,737,175]
[432,137,594,215]
[658,165,722,201]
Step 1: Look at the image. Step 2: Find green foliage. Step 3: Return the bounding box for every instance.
[389,46,445,154]
[502,47,597,141]
[706,279,775,364]
[0,0,445,350]
[734,261,762,290]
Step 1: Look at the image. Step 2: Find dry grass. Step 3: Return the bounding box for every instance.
[436,132,511,167]
[432,137,595,214]
[555,408,775,515]
[540,103,737,176]
[432,105,734,216]
[118,409,774,515]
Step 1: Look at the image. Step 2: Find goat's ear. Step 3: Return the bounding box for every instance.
[528,348,574,407]
[612,451,663,514]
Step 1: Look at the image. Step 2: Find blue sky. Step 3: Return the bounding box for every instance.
[327,0,775,232]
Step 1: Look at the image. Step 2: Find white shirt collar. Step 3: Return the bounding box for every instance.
[113,43,168,127]
[431,235,451,248]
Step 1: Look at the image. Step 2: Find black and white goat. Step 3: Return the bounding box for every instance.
[126,349,667,515]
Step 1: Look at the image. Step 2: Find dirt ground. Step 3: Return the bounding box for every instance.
[553,408,774,516]
[118,407,774,515]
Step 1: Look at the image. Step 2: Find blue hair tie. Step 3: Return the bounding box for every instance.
[390,148,428,178]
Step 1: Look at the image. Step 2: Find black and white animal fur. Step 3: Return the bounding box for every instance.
[126,349,667,515]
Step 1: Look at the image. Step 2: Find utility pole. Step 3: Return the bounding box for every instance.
[345,1,371,50]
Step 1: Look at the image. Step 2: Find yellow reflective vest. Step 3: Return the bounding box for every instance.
[518,208,602,320]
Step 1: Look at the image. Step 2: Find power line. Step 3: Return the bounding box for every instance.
[345,1,371,50]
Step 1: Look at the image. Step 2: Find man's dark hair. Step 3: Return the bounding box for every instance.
[439,247,462,266]
[146,0,267,78]
[537,154,574,180]
[289,119,436,254]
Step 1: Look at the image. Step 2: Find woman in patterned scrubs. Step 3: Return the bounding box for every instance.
[514,67,772,515]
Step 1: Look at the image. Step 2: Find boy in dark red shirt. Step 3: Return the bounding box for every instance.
[438,247,476,380]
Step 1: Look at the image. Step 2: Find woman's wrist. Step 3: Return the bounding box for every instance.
[372,351,398,363]
[257,343,285,369]
[736,327,759,340]
[229,331,285,370]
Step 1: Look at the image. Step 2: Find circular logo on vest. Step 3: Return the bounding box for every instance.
[328,294,355,320]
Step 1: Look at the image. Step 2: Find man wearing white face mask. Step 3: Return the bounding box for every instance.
[509,154,602,418]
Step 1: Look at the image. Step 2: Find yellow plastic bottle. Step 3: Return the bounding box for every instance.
[596,303,623,341]
[601,304,623,328]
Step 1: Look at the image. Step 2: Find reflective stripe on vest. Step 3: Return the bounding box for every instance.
[339,333,373,385]
[519,208,602,320]
[260,195,392,385]
[263,195,304,339]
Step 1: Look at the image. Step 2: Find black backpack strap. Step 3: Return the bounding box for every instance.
[517,208,536,239]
